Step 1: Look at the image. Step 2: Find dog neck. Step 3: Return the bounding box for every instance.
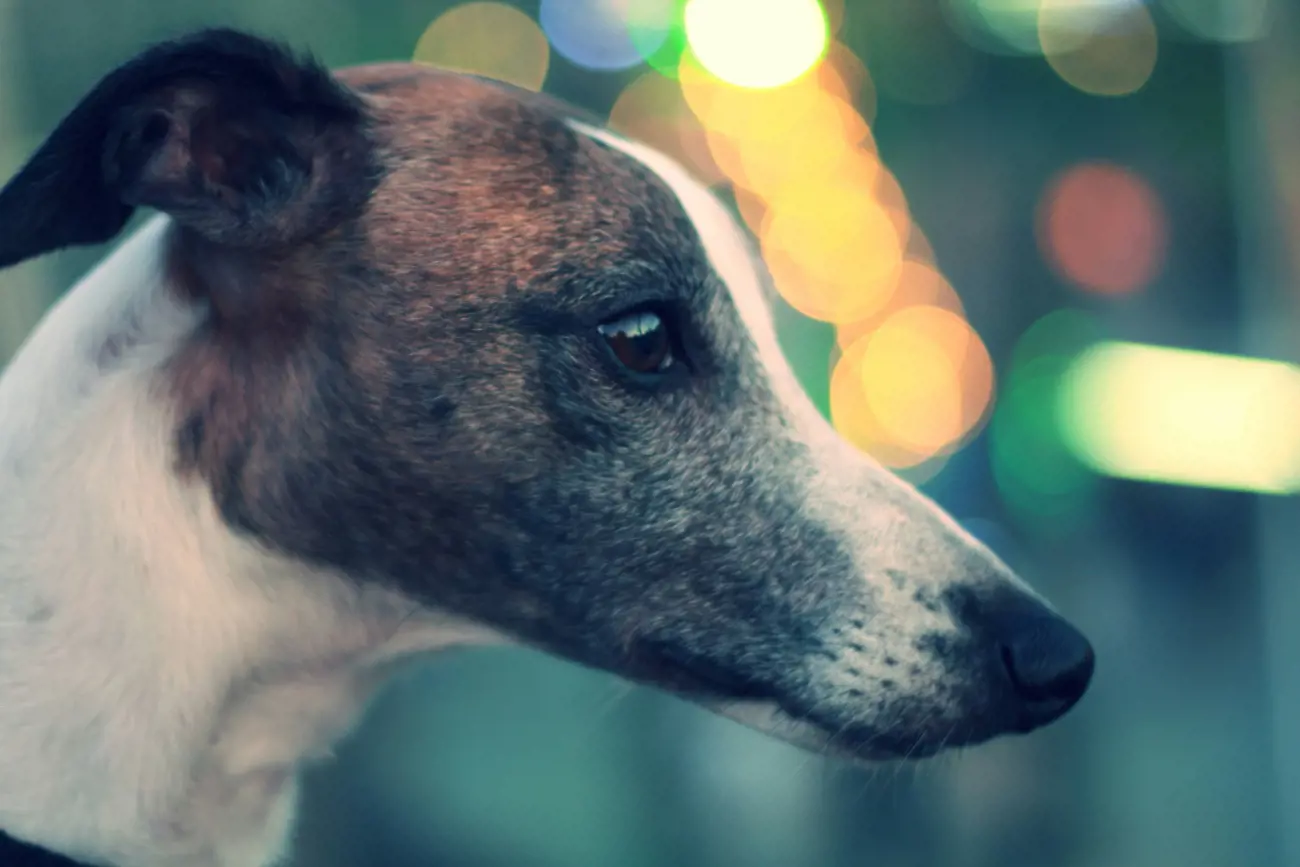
[0,216,495,867]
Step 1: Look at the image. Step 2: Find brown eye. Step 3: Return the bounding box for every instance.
[598,309,675,375]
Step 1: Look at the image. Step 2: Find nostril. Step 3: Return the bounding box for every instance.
[998,614,1095,707]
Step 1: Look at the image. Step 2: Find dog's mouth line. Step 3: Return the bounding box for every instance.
[632,642,781,704]
[631,650,1011,761]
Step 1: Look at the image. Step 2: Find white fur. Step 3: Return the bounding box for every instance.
[0,216,501,867]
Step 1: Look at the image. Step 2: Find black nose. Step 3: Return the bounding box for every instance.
[990,602,1095,728]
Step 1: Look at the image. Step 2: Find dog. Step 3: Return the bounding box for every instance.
[0,29,1095,867]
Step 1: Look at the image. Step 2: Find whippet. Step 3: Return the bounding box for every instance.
[0,30,1094,867]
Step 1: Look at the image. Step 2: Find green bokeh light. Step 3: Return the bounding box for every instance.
[990,308,1102,533]
[630,0,690,78]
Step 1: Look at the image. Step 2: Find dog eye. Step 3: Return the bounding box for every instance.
[598,309,675,375]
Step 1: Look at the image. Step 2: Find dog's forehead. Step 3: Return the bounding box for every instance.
[336,63,703,303]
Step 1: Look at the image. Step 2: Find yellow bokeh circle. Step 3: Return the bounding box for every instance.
[832,305,994,465]
[836,258,965,350]
[1040,0,1158,97]
[760,182,905,324]
[414,3,550,92]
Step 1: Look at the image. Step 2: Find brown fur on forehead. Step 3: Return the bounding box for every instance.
[338,63,701,303]
[163,61,712,585]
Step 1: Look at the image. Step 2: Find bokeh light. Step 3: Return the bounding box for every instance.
[760,184,905,323]
[861,306,994,453]
[1038,161,1167,295]
[633,2,690,78]
[1060,342,1300,493]
[1040,0,1158,96]
[683,0,830,89]
[943,0,1157,93]
[822,41,877,124]
[1161,0,1271,43]
[414,2,550,91]
[540,0,673,72]
[822,0,846,35]
[906,224,938,264]
[831,333,936,471]
[990,309,1101,530]
[608,71,725,185]
[602,19,992,473]
[836,258,966,350]
[832,306,993,468]
[944,0,1051,55]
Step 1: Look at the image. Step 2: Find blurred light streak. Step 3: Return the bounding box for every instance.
[540,0,673,72]
[683,0,829,89]
[414,2,550,91]
[1059,342,1300,493]
[1038,161,1167,295]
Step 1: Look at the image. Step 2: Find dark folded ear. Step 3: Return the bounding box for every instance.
[0,28,376,269]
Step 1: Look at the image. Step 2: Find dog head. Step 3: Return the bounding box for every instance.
[0,30,1092,762]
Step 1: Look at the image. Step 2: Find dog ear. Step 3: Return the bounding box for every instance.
[0,28,376,269]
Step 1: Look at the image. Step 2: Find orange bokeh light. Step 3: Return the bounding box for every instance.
[821,41,876,125]
[608,71,725,186]
[836,258,965,349]
[831,335,934,469]
[832,305,994,465]
[760,182,905,324]
[906,223,936,264]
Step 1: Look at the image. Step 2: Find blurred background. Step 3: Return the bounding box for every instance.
[0,1,1297,866]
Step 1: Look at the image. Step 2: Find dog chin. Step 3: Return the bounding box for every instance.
[699,697,988,765]
[702,698,837,752]
[697,697,952,765]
